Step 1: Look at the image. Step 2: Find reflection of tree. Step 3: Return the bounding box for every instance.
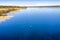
[0,16,13,22]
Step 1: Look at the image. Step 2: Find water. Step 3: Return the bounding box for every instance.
[0,8,60,40]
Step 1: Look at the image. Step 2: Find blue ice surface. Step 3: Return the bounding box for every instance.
[0,8,60,40]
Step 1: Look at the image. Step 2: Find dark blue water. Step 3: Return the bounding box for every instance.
[0,8,60,40]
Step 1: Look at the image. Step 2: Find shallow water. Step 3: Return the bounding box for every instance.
[0,8,60,40]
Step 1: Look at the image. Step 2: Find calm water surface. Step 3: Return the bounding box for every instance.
[0,8,60,40]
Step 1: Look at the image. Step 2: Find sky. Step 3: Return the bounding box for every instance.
[0,0,60,6]
[0,0,60,1]
[0,0,60,2]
